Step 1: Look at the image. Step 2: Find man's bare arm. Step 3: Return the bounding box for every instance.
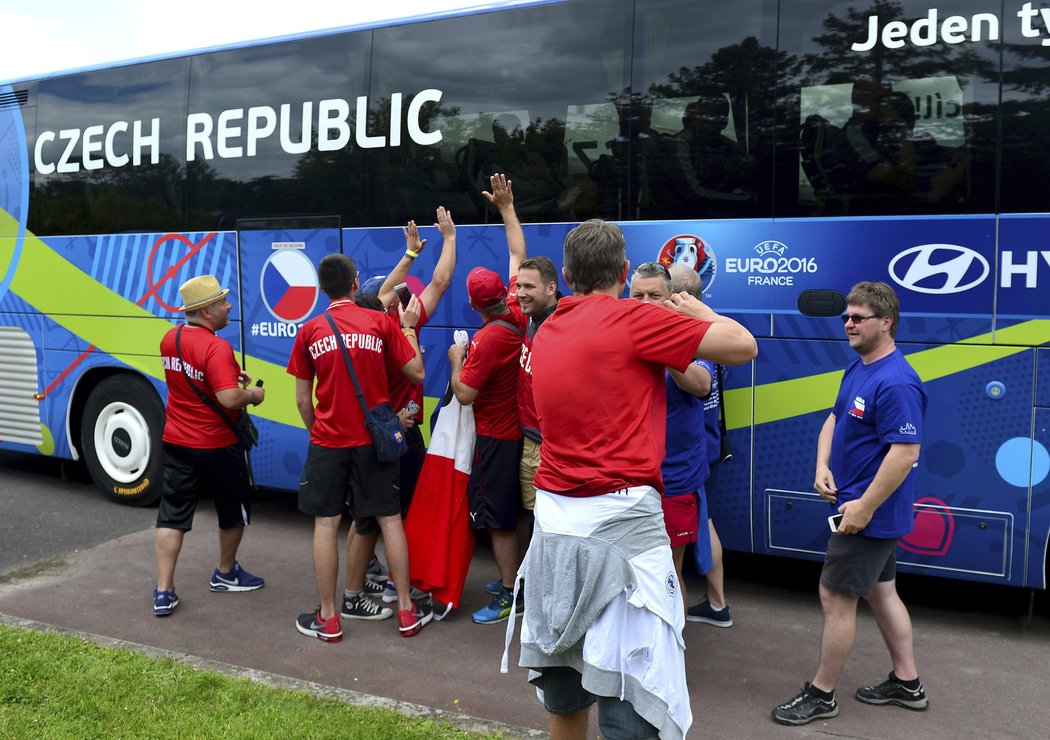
[419,207,456,318]
[837,442,921,533]
[665,292,758,366]
[379,220,427,308]
[483,173,526,277]
[294,377,315,430]
[668,363,711,398]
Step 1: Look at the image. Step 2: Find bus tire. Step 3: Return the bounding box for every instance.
[80,375,165,507]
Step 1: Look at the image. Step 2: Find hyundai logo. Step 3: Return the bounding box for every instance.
[888,244,989,295]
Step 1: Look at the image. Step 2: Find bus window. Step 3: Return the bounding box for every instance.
[632,0,775,220]
[778,0,999,217]
[369,0,633,225]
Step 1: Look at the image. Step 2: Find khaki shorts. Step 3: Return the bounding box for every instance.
[519,436,540,511]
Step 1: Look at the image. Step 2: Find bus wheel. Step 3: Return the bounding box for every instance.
[81,375,165,506]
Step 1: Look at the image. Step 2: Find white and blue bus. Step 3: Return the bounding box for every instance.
[1,0,1048,589]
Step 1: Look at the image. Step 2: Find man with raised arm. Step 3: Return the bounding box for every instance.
[773,281,928,725]
[288,254,431,643]
[447,180,528,625]
[347,209,457,609]
[516,219,757,740]
[478,173,560,598]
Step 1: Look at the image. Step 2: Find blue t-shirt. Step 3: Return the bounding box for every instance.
[829,349,927,538]
[698,359,721,468]
[662,360,711,496]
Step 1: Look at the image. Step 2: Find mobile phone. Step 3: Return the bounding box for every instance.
[828,513,843,533]
[255,379,264,388]
[404,400,420,416]
[394,282,412,308]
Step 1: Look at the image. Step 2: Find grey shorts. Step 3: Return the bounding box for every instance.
[820,533,899,597]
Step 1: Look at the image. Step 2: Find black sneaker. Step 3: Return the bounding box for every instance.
[362,579,385,596]
[772,682,839,725]
[341,593,393,621]
[856,674,929,710]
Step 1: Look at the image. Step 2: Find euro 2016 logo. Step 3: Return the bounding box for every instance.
[656,234,717,293]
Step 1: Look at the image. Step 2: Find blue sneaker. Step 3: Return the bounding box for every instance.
[686,599,733,627]
[484,578,503,596]
[471,589,523,625]
[209,562,264,592]
[153,589,179,617]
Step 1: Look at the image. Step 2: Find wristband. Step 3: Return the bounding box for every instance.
[402,329,417,339]
[405,249,418,259]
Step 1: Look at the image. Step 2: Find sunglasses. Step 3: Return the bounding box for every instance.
[841,313,879,324]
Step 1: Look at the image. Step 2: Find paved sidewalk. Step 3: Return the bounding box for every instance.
[2,500,1049,738]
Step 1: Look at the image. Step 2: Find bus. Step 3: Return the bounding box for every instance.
[1,0,1048,590]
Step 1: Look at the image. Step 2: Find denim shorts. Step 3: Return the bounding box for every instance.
[535,666,659,739]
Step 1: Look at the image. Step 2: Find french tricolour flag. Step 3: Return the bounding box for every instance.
[405,390,476,610]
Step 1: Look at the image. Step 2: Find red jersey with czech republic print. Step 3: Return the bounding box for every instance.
[459,298,526,441]
[287,299,416,448]
[160,324,242,449]
[531,295,710,496]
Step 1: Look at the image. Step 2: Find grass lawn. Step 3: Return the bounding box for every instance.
[0,624,498,738]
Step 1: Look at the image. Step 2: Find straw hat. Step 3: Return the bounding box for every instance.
[178,275,230,312]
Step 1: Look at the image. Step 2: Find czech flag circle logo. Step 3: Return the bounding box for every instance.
[260,249,319,324]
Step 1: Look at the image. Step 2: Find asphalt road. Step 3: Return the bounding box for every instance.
[0,451,156,575]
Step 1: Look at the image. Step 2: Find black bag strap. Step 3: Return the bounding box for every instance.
[323,312,372,421]
[175,325,243,438]
[716,364,733,463]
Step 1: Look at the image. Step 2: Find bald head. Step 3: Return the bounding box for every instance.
[669,263,702,298]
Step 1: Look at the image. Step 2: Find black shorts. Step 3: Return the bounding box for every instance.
[398,424,426,517]
[157,443,251,531]
[820,533,899,597]
[298,443,400,530]
[468,435,524,531]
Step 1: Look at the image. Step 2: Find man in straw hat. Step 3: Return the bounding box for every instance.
[153,275,266,617]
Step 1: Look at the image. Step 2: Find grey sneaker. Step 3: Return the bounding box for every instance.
[772,683,839,725]
[382,580,430,603]
[856,674,929,710]
[366,556,387,583]
[340,593,393,621]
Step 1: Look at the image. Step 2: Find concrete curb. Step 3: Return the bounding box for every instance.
[0,612,546,739]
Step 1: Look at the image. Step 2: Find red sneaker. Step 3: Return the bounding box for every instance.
[398,600,433,637]
[296,609,342,642]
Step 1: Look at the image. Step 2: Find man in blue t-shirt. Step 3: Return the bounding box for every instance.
[774,282,929,726]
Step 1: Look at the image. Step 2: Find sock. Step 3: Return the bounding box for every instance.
[344,589,362,600]
[808,683,835,700]
[891,672,921,690]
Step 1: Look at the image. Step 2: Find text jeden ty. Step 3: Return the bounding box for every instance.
[34,89,443,175]
[852,9,999,51]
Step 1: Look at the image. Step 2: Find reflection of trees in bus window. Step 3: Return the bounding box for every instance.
[633,0,778,220]
[786,0,999,216]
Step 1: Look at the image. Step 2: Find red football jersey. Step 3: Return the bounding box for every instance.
[460,300,526,441]
[531,295,710,496]
[160,324,242,449]
[287,299,416,448]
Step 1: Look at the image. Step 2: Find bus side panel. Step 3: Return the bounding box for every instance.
[1029,407,1050,589]
[898,347,1033,586]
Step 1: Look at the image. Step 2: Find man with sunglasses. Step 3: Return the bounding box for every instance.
[773,281,929,726]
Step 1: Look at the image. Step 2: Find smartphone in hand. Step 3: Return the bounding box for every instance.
[394,282,412,308]
[828,513,843,533]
